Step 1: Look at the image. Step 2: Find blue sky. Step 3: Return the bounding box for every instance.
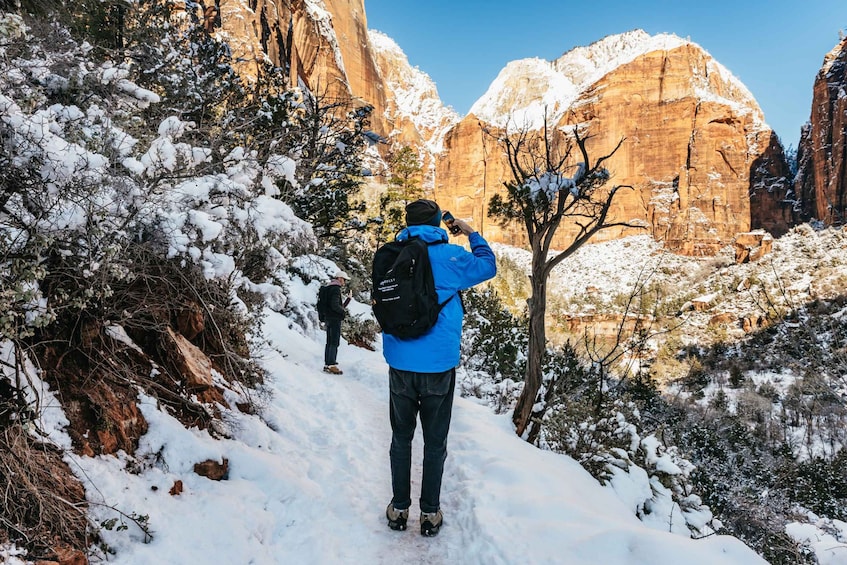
[364,0,847,150]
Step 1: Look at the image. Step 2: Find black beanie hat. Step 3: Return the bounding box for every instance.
[405,199,441,227]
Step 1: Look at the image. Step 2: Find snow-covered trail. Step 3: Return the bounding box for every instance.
[72,309,765,564]
[256,310,472,563]
[250,311,763,564]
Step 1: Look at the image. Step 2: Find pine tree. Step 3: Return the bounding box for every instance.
[276,94,372,242]
[387,145,423,203]
[378,145,423,243]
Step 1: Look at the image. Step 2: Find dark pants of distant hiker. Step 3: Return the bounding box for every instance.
[389,367,455,514]
[324,319,341,365]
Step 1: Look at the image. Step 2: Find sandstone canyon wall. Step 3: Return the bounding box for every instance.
[215,0,393,139]
[435,32,793,255]
[213,0,455,167]
[367,30,460,189]
[210,5,796,255]
[795,36,847,226]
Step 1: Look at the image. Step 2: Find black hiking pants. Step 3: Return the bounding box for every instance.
[388,367,455,514]
[324,318,341,365]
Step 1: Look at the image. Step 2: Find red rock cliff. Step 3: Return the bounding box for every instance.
[435,34,793,255]
[794,36,847,226]
[216,0,391,135]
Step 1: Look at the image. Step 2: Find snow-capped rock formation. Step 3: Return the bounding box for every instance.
[438,30,793,255]
[368,30,459,154]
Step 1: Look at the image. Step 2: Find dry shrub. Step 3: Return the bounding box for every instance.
[0,422,90,559]
[103,247,264,389]
[30,243,266,441]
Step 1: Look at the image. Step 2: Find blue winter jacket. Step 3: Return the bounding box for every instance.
[381,224,497,373]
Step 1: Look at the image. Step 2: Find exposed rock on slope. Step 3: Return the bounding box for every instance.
[436,31,793,255]
[795,36,847,226]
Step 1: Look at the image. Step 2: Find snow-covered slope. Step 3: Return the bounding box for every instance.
[368,29,460,152]
[496,226,847,336]
[468,57,579,130]
[552,30,685,88]
[27,302,764,564]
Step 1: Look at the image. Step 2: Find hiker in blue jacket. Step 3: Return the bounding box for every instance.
[383,199,496,536]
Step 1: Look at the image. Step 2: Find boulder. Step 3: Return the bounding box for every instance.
[734,231,773,263]
[691,293,718,312]
[164,327,213,390]
[194,458,229,481]
[708,312,735,326]
[169,479,184,496]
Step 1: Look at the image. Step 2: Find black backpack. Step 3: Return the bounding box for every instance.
[371,238,453,339]
[316,285,331,322]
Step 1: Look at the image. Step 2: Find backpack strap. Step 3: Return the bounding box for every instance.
[412,237,455,310]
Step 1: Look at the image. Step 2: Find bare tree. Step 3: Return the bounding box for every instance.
[486,117,641,437]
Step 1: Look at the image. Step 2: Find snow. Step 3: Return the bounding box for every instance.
[526,166,583,201]
[786,516,847,565]
[821,40,847,77]
[98,62,160,108]
[0,341,72,451]
[368,29,460,153]
[493,235,695,311]
[105,324,145,354]
[18,295,764,564]
[0,14,839,564]
[0,94,109,191]
[554,31,684,86]
[469,57,579,130]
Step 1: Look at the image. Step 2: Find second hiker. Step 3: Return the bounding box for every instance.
[318,270,351,375]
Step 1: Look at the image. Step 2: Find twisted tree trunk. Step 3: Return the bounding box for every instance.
[513,243,548,437]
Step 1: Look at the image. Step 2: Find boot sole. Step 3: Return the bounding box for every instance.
[387,518,407,531]
[421,522,441,536]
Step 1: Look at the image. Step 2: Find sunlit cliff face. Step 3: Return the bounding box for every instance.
[437,32,791,255]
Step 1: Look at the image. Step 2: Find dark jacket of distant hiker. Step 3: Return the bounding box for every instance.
[323,281,347,322]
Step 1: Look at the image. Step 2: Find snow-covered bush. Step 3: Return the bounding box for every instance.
[0,6,350,559]
[458,287,527,411]
[540,391,715,538]
[0,5,318,339]
[341,313,379,350]
[461,287,528,382]
[275,95,375,243]
[459,287,717,538]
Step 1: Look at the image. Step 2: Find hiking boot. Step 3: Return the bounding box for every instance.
[420,510,442,537]
[323,365,343,375]
[385,504,409,531]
